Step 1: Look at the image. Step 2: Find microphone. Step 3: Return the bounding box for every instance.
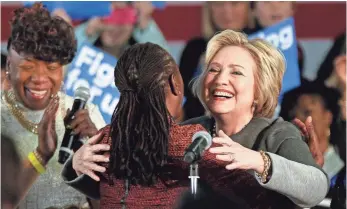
[183,131,212,164]
[58,86,90,164]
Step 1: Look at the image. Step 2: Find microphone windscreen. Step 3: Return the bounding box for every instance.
[74,86,90,101]
[192,131,212,149]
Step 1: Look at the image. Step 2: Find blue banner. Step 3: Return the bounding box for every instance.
[248,17,300,102]
[24,1,166,20]
[24,2,112,20]
[64,43,119,123]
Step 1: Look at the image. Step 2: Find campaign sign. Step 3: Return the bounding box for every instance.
[248,17,300,102]
[24,1,166,20]
[64,43,119,123]
[24,2,112,20]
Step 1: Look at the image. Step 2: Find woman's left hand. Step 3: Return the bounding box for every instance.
[209,130,265,174]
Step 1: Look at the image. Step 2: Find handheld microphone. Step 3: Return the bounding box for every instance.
[183,131,212,164]
[58,86,90,164]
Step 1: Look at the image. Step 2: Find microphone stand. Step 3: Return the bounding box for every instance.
[188,162,199,199]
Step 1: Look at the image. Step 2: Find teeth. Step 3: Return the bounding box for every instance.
[28,89,47,96]
[214,91,233,98]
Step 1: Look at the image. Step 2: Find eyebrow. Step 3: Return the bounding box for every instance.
[21,57,35,62]
[228,64,245,70]
[209,62,245,70]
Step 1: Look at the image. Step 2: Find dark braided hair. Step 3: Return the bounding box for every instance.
[7,3,77,65]
[109,42,178,186]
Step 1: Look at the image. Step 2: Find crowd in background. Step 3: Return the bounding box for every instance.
[1,1,346,209]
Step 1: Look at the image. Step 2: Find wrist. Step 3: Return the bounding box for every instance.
[253,151,265,174]
[35,148,52,165]
[255,151,272,183]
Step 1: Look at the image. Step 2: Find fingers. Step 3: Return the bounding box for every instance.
[41,96,59,126]
[85,162,107,173]
[217,130,228,138]
[292,118,308,138]
[90,144,111,153]
[226,162,241,170]
[305,116,317,140]
[69,110,90,129]
[209,146,233,154]
[216,154,233,162]
[91,154,110,163]
[84,169,101,182]
[73,123,89,135]
[213,137,233,146]
[87,132,105,145]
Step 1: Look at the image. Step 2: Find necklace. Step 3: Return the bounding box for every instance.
[3,90,40,134]
[212,122,217,137]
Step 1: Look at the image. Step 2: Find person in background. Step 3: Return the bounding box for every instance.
[179,1,251,121]
[250,1,306,84]
[53,1,169,57]
[329,47,346,209]
[1,3,106,208]
[280,83,343,183]
[316,33,346,85]
[280,82,345,209]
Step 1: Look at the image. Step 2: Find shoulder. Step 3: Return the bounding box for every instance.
[261,117,303,152]
[180,116,212,131]
[98,125,111,145]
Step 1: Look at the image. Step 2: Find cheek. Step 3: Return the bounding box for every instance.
[203,75,213,95]
[122,28,133,40]
[50,70,63,91]
[10,69,27,87]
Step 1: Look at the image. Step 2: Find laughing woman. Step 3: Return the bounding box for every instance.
[183,30,329,209]
[1,3,105,209]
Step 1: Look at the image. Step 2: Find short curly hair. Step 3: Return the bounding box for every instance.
[7,3,77,65]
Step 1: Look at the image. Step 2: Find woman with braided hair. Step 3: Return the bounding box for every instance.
[62,42,211,208]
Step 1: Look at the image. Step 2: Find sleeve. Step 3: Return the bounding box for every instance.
[132,19,170,52]
[87,103,107,130]
[254,123,329,207]
[61,157,101,200]
[74,21,99,50]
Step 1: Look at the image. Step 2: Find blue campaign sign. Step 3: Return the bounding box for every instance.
[248,17,300,102]
[64,43,119,123]
[24,2,112,20]
[152,1,166,9]
[24,1,166,20]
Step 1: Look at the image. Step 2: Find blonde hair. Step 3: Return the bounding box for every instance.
[192,30,286,118]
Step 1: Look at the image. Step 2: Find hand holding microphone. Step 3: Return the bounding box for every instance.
[59,86,97,164]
